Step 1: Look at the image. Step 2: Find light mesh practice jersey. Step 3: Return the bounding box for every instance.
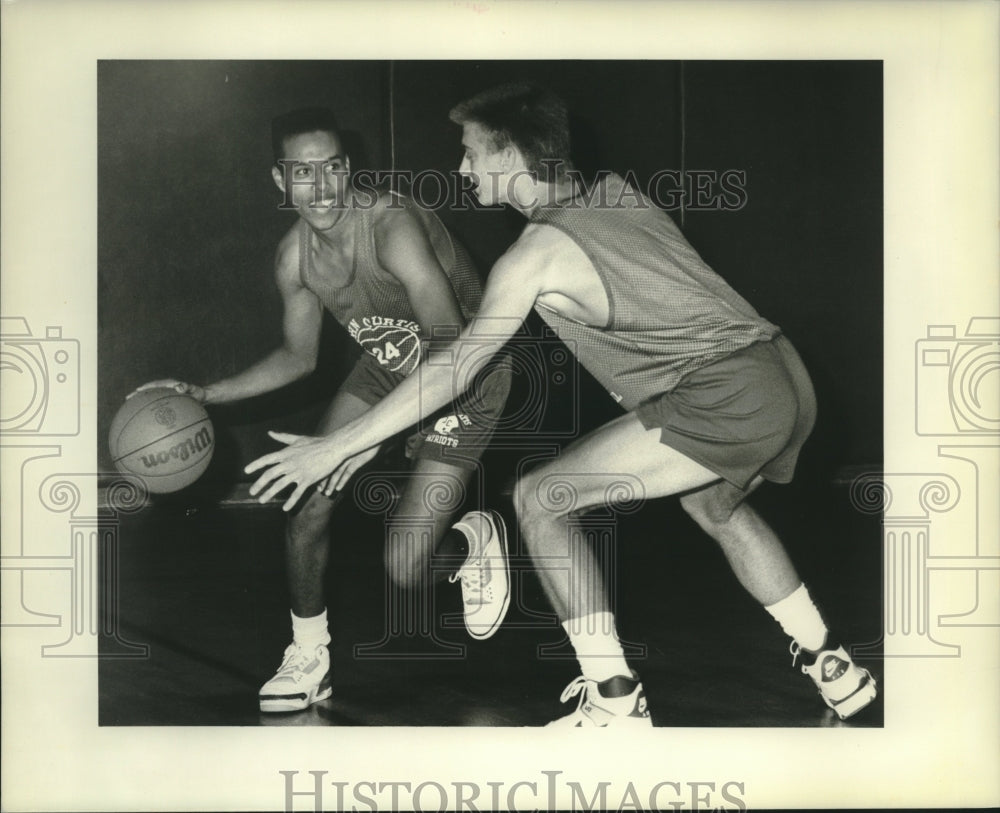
[299,192,482,378]
[529,173,780,411]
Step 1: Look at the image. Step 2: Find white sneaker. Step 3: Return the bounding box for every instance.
[547,672,653,727]
[791,640,877,720]
[259,642,332,713]
[449,510,511,640]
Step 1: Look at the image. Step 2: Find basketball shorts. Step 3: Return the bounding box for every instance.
[634,334,817,491]
[340,350,512,471]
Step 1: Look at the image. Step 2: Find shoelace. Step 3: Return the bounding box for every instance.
[449,557,484,594]
[559,676,590,707]
[275,644,314,679]
[789,640,806,672]
[791,640,836,675]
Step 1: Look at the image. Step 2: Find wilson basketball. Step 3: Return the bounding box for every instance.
[110,388,214,493]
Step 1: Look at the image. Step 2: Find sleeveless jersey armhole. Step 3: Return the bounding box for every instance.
[531,219,616,329]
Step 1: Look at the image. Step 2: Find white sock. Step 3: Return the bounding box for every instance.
[291,609,331,649]
[764,584,828,651]
[562,611,631,682]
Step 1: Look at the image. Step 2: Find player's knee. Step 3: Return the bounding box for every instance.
[384,556,422,589]
[512,471,543,527]
[287,492,336,540]
[680,490,736,530]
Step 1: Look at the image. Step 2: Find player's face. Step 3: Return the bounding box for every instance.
[272,130,351,229]
[458,122,508,206]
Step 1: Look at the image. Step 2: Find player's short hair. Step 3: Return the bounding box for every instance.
[449,83,572,181]
[271,107,343,163]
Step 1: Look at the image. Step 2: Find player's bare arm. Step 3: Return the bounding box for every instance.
[244,225,555,510]
[129,228,323,404]
[372,201,466,344]
[520,223,610,327]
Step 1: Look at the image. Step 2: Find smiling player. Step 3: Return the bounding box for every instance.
[134,106,512,714]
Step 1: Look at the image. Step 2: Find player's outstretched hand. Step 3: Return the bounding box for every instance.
[317,444,381,497]
[246,431,350,512]
[127,379,206,402]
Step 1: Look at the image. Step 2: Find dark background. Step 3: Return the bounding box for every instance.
[98,60,882,488]
[97,60,884,729]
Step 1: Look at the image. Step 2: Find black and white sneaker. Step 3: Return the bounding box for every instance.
[547,672,653,728]
[791,640,877,719]
[259,642,332,713]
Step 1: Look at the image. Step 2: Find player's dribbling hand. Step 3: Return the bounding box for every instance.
[245,431,350,511]
[127,379,206,402]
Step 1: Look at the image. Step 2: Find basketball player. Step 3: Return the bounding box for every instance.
[245,85,878,726]
[133,107,512,714]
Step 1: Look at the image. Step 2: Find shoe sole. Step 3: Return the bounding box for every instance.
[259,684,332,713]
[465,509,511,641]
[259,669,333,713]
[547,713,654,728]
[826,670,877,720]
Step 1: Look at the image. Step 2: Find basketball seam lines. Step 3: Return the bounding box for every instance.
[113,417,211,462]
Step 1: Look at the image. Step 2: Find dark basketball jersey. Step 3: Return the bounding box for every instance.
[299,192,482,378]
[529,173,780,411]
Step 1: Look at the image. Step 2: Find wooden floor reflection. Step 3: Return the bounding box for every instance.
[99,482,883,728]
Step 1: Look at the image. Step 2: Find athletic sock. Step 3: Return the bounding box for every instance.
[562,611,632,682]
[764,583,828,652]
[291,609,331,649]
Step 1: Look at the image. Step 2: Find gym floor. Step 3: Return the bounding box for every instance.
[98,463,884,728]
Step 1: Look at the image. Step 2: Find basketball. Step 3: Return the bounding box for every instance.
[110,388,215,493]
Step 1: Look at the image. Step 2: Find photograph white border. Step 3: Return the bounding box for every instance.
[2,1,998,810]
